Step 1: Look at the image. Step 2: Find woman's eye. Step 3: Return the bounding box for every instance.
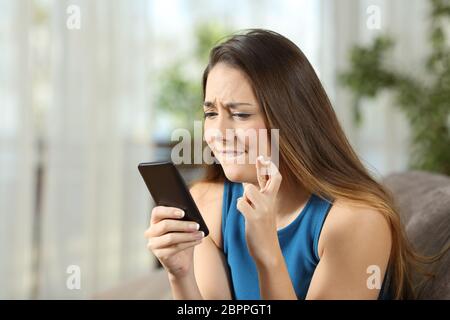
[203,112,217,119]
[232,113,251,119]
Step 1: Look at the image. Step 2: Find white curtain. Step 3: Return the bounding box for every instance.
[319,0,430,176]
[0,0,35,299]
[1,0,154,299]
[38,0,153,298]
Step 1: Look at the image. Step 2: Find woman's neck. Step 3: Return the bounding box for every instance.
[274,175,310,220]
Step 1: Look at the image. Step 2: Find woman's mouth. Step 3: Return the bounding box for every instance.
[214,148,247,160]
[217,150,245,156]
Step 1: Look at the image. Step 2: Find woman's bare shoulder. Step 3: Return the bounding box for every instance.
[308,198,393,299]
[189,180,225,249]
[318,198,392,259]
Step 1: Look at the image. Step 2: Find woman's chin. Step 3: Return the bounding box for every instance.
[221,164,255,183]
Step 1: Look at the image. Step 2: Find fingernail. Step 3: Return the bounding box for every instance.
[177,210,185,218]
[195,231,204,239]
[189,223,200,230]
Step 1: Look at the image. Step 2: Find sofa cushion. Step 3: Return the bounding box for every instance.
[383,171,450,299]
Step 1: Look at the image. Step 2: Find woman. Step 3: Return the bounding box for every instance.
[144,29,423,299]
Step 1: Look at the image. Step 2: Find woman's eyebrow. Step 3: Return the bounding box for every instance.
[203,101,253,109]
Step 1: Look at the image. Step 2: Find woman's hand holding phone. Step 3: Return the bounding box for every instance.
[144,206,205,278]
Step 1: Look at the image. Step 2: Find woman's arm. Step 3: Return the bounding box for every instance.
[256,247,298,299]
[306,200,392,299]
[237,160,299,299]
[168,181,232,300]
[168,234,232,299]
[168,269,203,299]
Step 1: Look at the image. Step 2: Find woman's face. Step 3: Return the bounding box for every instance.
[203,62,270,184]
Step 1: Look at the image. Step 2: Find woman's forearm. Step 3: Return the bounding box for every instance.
[256,249,298,300]
[167,269,204,300]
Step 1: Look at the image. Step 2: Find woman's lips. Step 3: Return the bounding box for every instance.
[217,150,245,156]
[214,148,246,158]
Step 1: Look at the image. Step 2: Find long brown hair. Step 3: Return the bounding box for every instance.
[199,29,445,299]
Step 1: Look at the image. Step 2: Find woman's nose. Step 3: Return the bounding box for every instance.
[205,112,236,148]
[212,111,235,137]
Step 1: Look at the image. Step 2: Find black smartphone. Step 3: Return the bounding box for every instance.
[138,161,209,237]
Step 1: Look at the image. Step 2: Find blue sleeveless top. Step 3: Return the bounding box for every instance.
[221,179,392,300]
